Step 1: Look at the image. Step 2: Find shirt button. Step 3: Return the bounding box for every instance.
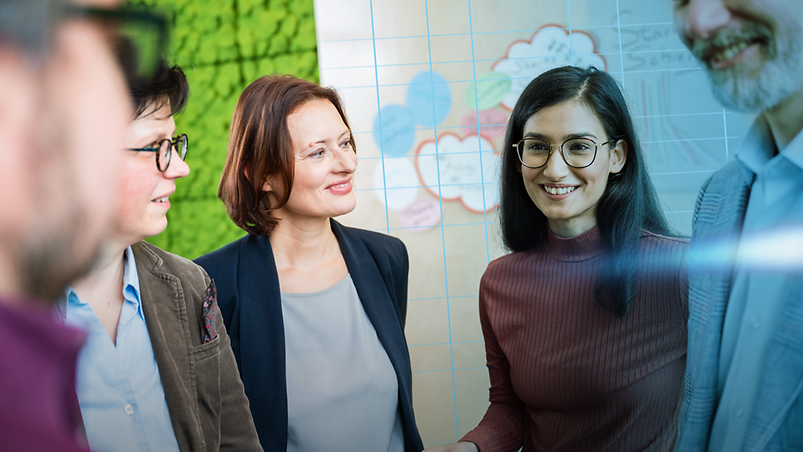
[735,407,744,417]
[750,316,760,329]
[124,404,134,415]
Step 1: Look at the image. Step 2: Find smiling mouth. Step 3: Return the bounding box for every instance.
[153,196,169,203]
[694,24,772,69]
[542,185,577,195]
[330,182,349,189]
[709,40,752,66]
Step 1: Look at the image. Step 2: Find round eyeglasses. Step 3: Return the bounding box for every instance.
[128,134,188,172]
[513,137,615,169]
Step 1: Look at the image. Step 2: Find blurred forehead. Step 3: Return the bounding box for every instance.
[70,0,120,6]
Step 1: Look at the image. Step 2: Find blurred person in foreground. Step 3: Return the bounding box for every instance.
[674,0,803,450]
[196,75,424,452]
[62,63,262,452]
[427,66,688,452]
[0,0,131,449]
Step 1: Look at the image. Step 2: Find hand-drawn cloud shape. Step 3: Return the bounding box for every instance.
[493,25,606,110]
[372,157,419,211]
[415,133,500,214]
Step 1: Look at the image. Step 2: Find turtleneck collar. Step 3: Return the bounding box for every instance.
[543,225,605,262]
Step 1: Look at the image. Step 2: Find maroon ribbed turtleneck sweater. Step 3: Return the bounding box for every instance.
[461,226,688,452]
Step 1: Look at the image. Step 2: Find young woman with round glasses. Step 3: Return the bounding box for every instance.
[427,66,689,452]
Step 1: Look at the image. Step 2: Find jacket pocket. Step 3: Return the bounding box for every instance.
[193,337,222,449]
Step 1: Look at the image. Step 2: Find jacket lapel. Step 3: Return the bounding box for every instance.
[682,160,754,447]
[331,220,406,352]
[131,242,198,452]
[235,234,288,442]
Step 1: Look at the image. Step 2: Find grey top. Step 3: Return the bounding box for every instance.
[281,274,404,452]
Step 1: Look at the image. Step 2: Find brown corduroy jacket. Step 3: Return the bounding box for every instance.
[132,241,262,452]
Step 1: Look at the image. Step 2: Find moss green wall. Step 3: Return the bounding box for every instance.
[129,0,318,258]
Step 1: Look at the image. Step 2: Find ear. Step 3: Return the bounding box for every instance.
[608,139,627,174]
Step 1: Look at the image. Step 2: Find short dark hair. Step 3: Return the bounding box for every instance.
[500,65,672,317]
[219,74,355,235]
[129,62,189,119]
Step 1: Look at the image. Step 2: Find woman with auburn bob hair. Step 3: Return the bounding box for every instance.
[195,75,423,452]
[426,66,688,452]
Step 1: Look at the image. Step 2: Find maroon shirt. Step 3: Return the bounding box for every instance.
[0,300,89,452]
[462,226,688,451]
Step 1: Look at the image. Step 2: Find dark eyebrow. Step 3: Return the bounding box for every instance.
[309,130,351,147]
[522,132,598,141]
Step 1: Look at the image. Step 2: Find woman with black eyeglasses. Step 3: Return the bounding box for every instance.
[62,62,261,452]
[427,66,688,452]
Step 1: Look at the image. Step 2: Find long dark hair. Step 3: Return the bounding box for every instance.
[499,66,671,317]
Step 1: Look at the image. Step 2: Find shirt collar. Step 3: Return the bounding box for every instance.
[122,246,142,312]
[59,246,144,321]
[736,113,803,173]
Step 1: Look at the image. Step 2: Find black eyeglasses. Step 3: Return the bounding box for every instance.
[65,5,168,85]
[128,134,188,172]
[513,137,616,169]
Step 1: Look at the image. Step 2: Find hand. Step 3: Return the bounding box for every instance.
[424,441,479,452]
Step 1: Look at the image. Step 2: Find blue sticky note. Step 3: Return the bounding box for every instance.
[373,104,416,158]
[406,71,451,128]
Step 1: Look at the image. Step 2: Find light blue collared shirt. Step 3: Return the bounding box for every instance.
[708,116,803,451]
[65,247,180,452]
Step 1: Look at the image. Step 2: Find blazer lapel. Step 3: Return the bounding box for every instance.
[683,161,754,446]
[235,234,288,442]
[331,220,409,379]
[131,242,198,452]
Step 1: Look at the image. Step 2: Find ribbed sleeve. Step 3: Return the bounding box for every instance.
[461,226,688,452]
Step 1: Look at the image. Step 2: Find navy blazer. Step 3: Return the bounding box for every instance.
[195,219,423,452]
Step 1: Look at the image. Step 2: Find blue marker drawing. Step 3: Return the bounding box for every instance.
[373,104,416,157]
[406,70,451,128]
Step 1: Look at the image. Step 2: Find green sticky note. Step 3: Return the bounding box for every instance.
[464,71,512,111]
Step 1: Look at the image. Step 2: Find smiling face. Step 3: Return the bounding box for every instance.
[674,0,803,111]
[115,100,189,245]
[520,99,627,238]
[270,98,357,225]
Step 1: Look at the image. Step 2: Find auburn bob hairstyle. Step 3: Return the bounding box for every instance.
[219,75,355,235]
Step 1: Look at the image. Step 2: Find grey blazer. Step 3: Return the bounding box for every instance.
[132,241,262,452]
[677,160,803,450]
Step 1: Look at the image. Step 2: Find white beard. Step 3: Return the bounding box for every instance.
[693,15,803,112]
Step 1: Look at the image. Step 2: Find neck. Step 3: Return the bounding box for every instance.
[547,217,597,239]
[763,88,803,153]
[71,239,128,300]
[269,216,338,268]
[0,254,25,304]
